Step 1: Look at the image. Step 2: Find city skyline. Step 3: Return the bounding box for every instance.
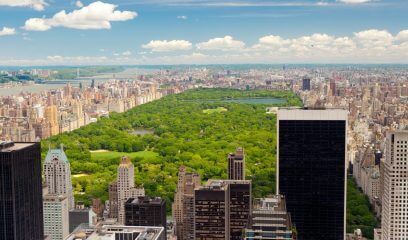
[0,0,407,65]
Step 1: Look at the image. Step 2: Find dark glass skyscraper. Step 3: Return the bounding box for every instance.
[125,196,167,238]
[228,147,245,180]
[302,78,311,91]
[277,109,347,240]
[194,179,251,240]
[0,142,44,240]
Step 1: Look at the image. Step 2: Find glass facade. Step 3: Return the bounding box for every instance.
[279,120,345,240]
[0,142,44,240]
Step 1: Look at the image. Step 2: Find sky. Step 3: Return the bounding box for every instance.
[0,0,407,66]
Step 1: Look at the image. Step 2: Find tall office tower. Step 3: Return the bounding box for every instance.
[226,180,252,240]
[117,156,145,224]
[278,108,347,240]
[302,77,311,91]
[173,166,186,233]
[43,146,75,209]
[228,147,245,180]
[182,190,195,240]
[381,131,408,240]
[194,179,251,240]
[172,166,201,240]
[330,79,337,96]
[45,105,59,136]
[0,142,44,240]
[244,195,294,240]
[43,194,69,240]
[109,180,118,219]
[125,196,167,239]
[72,100,84,128]
[195,180,230,240]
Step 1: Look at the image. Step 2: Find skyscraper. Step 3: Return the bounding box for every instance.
[43,145,75,209]
[302,77,311,91]
[172,166,201,240]
[226,180,252,240]
[117,156,145,224]
[45,105,59,136]
[125,196,167,239]
[43,194,69,240]
[228,147,245,180]
[0,141,44,240]
[381,131,408,240]
[194,179,251,240]
[109,180,118,219]
[330,79,336,96]
[278,108,347,240]
[195,180,230,240]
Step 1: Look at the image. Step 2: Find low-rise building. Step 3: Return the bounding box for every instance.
[66,225,165,240]
[244,195,294,240]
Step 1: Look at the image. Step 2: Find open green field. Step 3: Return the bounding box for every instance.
[203,107,228,114]
[42,88,377,237]
[43,88,299,206]
[91,150,158,162]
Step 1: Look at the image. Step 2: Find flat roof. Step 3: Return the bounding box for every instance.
[127,196,165,205]
[66,225,164,240]
[0,142,36,152]
[278,108,348,121]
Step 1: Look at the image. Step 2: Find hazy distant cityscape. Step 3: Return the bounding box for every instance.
[0,64,407,240]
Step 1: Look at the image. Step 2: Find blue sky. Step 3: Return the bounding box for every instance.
[0,0,407,65]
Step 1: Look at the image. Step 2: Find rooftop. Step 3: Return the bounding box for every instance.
[278,108,348,121]
[44,147,69,164]
[0,141,36,152]
[126,196,165,205]
[66,225,164,240]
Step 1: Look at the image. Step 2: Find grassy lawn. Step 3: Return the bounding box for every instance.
[91,150,159,162]
[203,107,228,114]
[72,173,90,178]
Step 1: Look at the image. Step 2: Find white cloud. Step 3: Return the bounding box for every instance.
[395,30,408,43]
[75,0,84,7]
[0,0,47,11]
[196,36,245,51]
[249,29,408,62]
[142,40,192,52]
[354,29,393,48]
[316,1,329,6]
[2,28,408,65]
[0,27,16,36]
[46,55,108,63]
[255,35,291,49]
[23,1,137,31]
[177,15,187,20]
[122,50,132,56]
[337,0,371,3]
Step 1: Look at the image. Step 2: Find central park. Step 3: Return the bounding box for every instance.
[42,88,378,238]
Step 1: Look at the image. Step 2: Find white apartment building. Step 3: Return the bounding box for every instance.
[117,156,145,224]
[43,146,75,209]
[381,131,408,240]
[43,194,69,240]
